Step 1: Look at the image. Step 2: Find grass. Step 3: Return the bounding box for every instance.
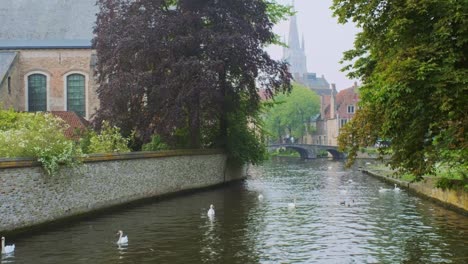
[366,161,467,192]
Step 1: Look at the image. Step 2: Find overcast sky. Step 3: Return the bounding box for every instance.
[265,0,360,90]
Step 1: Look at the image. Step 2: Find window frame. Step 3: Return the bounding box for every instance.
[25,71,50,112]
[64,71,88,119]
[340,118,348,128]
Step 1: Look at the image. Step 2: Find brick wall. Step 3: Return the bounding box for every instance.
[0,55,22,109]
[10,49,99,119]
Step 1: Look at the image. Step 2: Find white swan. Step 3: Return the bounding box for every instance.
[207,204,215,217]
[394,184,401,192]
[1,237,15,254]
[378,187,391,193]
[116,230,128,245]
[288,198,296,210]
[258,194,264,201]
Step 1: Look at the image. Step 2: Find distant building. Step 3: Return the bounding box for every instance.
[308,82,360,146]
[282,3,330,95]
[0,0,99,120]
[282,3,360,146]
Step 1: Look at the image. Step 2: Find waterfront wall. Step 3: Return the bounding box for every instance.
[363,170,468,215]
[0,150,244,233]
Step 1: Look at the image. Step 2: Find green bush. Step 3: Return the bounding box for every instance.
[86,121,130,153]
[226,110,268,165]
[142,134,168,151]
[0,110,81,175]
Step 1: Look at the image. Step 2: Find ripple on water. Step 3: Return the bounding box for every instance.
[6,158,468,263]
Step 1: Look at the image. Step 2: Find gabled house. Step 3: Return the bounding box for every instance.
[0,0,99,120]
[309,82,360,146]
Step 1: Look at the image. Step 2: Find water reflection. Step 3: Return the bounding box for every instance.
[3,157,467,263]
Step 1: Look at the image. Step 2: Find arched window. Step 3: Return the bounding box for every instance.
[28,74,47,111]
[67,74,86,117]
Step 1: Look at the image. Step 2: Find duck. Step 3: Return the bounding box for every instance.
[394,184,401,192]
[288,198,296,210]
[116,230,128,245]
[1,237,15,254]
[207,204,215,217]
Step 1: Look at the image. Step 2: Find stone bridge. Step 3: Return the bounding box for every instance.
[268,143,346,160]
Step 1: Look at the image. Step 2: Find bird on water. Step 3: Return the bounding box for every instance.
[1,237,15,254]
[207,204,215,217]
[116,230,128,245]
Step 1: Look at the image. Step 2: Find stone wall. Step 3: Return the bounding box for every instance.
[362,170,468,215]
[0,150,244,233]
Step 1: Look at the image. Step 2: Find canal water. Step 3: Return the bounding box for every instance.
[2,158,467,263]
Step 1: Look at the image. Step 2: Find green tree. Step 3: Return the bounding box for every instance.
[333,0,468,179]
[264,83,320,143]
[93,0,292,164]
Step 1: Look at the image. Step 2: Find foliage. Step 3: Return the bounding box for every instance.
[78,129,93,154]
[333,0,468,180]
[142,134,169,151]
[0,109,81,175]
[264,82,320,142]
[265,0,294,25]
[86,121,130,154]
[0,107,18,130]
[225,93,269,165]
[93,0,292,164]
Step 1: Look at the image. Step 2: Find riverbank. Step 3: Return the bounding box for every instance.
[362,169,468,216]
[0,150,245,235]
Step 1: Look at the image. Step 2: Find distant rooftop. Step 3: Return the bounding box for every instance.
[0,0,97,41]
[0,40,92,50]
[296,72,330,94]
[0,51,18,85]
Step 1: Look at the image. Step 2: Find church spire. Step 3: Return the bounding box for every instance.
[282,0,307,79]
[288,2,300,50]
[302,34,305,51]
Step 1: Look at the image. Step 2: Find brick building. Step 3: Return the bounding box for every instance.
[308,82,360,146]
[0,0,99,120]
[283,3,360,146]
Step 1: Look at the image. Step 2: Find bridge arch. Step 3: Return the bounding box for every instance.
[282,146,312,159]
[268,144,345,160]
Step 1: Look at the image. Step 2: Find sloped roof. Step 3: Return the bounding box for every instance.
[50,111,90,139]
[0,51,17,85]
[299,73,330,92]
[336,85,359,118]
[0,40,92,50]
[0,0,97,42]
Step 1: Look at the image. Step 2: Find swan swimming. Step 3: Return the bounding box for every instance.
[116,230,128,245]
[1,237,15,254]
[288,198,296,210]
[258,194,264,201]
[378,187,391,193]
[207,204,215,217]
[394,184,401,192]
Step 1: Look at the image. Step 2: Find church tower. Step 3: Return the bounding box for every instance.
[282,1,307,79]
